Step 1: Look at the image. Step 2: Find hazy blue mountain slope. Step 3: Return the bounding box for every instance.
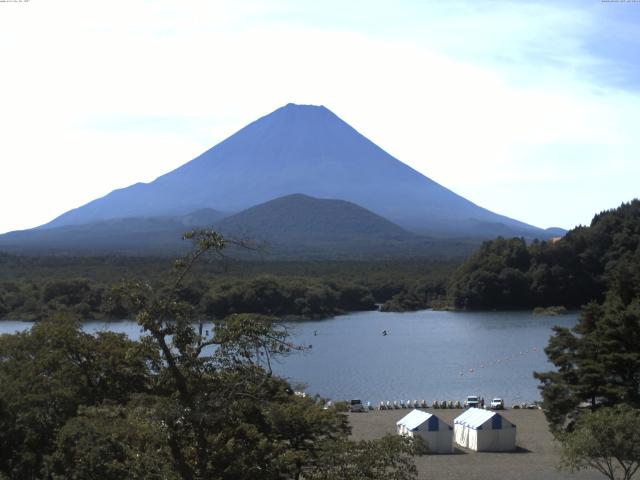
[43,103,548,238]
[0,196,479,258]
[0,210,225,254]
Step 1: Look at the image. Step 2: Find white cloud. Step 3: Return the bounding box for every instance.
[0,0,638,233]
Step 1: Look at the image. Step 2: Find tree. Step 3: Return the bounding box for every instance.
[559,405,640,480]
[304,435,420,480]
[122,229,423,479]
[45,402,179,480]
[0,312,155,478]
[265,394,350,479]
[534,295,640,432]
[0,229,422,479]
[448,237,534,309]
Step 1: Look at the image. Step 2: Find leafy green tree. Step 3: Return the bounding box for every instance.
[121,230,393,480]
[45,402,179,480]
[559,405,640,480]
[265,394,350,479]
[535,295,640,432]
[380,277,447,312]
[0,313,156,478]
[448,237,533,309]
[304,435,420,480]
[0,296,7,318]
[0,230,422,479]
[127,230,425,479]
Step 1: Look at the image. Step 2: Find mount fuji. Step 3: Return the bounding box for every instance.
[0,104,558,255]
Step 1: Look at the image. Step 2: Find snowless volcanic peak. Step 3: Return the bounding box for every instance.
[42,103,545,238]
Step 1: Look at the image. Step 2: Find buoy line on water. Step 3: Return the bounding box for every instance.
[456,346,541,377]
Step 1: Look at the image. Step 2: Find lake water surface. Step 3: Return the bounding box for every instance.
[0,310,578,406]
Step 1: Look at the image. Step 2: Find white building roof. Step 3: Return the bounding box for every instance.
[397,409,432,431]
[454,408,498,430]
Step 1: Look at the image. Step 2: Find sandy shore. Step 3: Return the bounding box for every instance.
[348,408,603,480]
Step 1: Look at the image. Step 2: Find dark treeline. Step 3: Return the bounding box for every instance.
[448,200,640,310]
[0,255,457,321]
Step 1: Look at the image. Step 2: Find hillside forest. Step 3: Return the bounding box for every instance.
[0,256,453,321]
[1,201,639,321]
[448,200,640,310]
[0,201,639,321]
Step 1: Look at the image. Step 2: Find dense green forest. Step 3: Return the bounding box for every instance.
[0,254,455,321]
[448,200,640,310]
[2,200,639,322]
[530,202,640,473]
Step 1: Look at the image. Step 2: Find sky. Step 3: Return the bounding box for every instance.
[1,0,639,234]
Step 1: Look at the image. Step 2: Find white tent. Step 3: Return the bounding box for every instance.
[453,408,516,452]
[396,409,453,454]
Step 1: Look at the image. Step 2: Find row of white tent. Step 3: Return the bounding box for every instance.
[396,408,516,454]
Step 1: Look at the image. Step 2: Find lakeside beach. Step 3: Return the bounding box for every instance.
[348,408,602,480]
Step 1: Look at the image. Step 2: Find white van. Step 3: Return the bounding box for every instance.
[350,399,365,412]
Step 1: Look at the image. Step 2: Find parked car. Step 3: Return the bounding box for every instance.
[464,395,480,408]
[490,398,505,410]
[349,399,365,412]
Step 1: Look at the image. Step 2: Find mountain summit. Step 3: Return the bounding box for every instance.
[44,103,544,238]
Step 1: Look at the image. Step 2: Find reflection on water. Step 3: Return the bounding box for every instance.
[0,310,578,405]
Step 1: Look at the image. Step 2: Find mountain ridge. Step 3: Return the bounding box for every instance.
[0,194,481,258]
[0,209,226,254]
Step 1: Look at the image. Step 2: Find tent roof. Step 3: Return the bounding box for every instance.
[454,408,500,429]
[397,409,432,431]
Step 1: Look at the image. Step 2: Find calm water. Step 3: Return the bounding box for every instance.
[0,310,578,405]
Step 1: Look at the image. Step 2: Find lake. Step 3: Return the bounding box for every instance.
[0,310,578,406]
